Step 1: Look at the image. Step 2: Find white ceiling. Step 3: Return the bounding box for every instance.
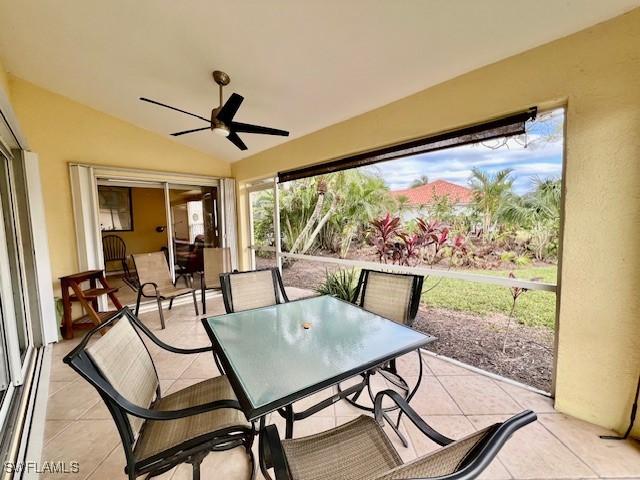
[0,1,638,162]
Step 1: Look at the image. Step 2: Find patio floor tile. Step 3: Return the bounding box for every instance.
[496,380,556,413]
[46,380,101,420]
[538,413,640,477]
[40,420,119,480]
[439,375,522,415]
[423,355,479,376]
[468,415,598,479]
[407,375,463,415]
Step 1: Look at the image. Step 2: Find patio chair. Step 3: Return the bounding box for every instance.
[132,252,199,329]
[260,389,536,480]
[102,234,131,278]
[220,268,289,313]
[339,270,425,435]
[200,247,232,315]
[63,308,255,480]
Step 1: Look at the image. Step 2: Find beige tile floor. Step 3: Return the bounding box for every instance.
[41,289,640,480]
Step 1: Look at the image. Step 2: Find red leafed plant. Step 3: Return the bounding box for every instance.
[398,232,421,266]
[370,213,401,263]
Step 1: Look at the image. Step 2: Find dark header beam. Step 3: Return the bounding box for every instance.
[278,107,537,183]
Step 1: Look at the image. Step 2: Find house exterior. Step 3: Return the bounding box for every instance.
[389,179,473,220]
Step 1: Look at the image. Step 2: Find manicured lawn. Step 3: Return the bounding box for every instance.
[421,266,558,328]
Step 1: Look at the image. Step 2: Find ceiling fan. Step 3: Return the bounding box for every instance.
[140,70,289,151]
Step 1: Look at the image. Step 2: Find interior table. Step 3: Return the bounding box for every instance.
[202,295,434,436]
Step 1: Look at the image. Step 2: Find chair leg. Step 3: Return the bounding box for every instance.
[188,451,207,480]
[192,289,199,316]
[156,295,166,329]
[201,284,207,315]
[135,289,143,316]
[168,298,174,310]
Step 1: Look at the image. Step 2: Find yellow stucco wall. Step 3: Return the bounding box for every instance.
[6,76,230,287]
[232,10,640,437]
[0,57,10,102]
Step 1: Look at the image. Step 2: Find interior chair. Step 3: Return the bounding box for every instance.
[132,252,199,329]
[102,234,131,278]
[200,247,232,314]
[220,268,289,313]
[339,269,425,443]
[63,308,255,480]
[260,389,536,480]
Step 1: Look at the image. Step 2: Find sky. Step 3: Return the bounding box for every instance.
[364,108,564,195]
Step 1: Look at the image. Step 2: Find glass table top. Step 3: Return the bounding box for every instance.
[202,295,434,419]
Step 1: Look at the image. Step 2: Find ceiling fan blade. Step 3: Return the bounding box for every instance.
[227,131,247,151]
[231,122,289,137]
[216,93,244,123]
[140,97,210,123]
[170,126,211,136]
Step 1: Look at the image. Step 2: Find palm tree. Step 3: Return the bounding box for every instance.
[469,168,514,241]
[501,177,561,259]
[410,175,430,188]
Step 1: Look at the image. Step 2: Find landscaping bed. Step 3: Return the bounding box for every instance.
[413,307,553,392]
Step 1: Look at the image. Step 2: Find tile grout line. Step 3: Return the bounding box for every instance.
[82,443,120,480]
[534,417,601,478]
[42,419,75,448]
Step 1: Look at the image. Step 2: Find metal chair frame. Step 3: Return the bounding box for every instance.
[337,269,425,446]
[63,308,256,480]
[260,390,536,480]
[132,253,199,329]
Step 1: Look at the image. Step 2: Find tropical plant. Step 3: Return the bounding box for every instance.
[256,170,393,257]
[370,213,401,262]
[323,170,393,258]
[316,268,360,301]
[469,168,514,241]
[425,192,456,224]
[501,177,561,260]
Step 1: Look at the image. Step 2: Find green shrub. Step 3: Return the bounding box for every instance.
[316,268,359,302]
[514,255,532,267]
[500,251,517,263]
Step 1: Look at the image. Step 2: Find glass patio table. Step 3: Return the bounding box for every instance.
[202,295,434,438]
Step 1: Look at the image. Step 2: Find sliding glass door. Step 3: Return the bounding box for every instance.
[0,148,34,425]
[167,184,220,286]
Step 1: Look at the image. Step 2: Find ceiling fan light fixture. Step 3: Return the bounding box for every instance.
[212,121,230,137]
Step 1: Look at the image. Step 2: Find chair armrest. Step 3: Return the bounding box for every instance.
[139,281,158,293]
[374,389,453,446]
[124,307,213,355]
[260,424,291,480]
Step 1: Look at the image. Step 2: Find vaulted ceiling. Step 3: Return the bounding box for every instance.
[0,0,638,162]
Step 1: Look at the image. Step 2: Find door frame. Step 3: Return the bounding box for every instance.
[69,164,232,303]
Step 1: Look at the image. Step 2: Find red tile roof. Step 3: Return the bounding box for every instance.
[390,180,473,206]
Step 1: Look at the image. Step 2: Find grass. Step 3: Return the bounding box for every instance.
[421,266,558,329]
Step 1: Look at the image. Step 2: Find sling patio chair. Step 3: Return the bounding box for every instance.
[199,247,233,315]
[338,269,425,442]
[260,389,536,480]
[132,252,199,329]
[220,267,289,314]
[63,308,255,480]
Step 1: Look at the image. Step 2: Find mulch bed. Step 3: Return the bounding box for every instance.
[413,307,553,392]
